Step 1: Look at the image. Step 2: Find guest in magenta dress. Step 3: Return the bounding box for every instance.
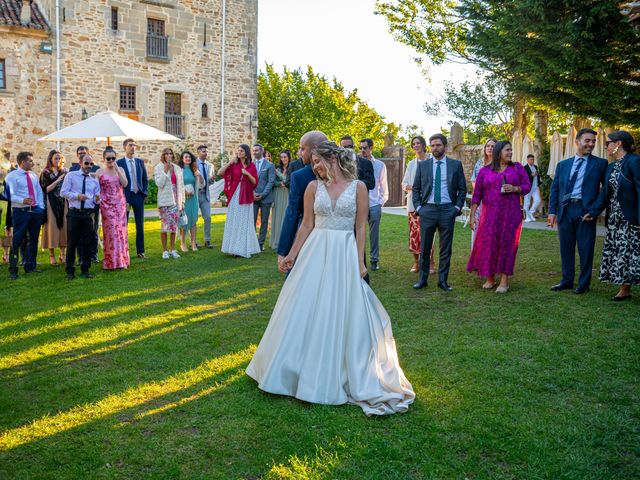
[467,140,530,293]
[96,147,130,270]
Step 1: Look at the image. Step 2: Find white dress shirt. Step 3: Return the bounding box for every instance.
[427,157,452,204]
[4,167,45,208]
[569,155,587,199]
[368,157,388,208]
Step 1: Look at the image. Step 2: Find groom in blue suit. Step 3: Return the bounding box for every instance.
[277,130,328,271]
[116,138,148,258]
[548,128,607,294]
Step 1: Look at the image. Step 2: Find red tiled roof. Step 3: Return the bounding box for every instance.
[0,0,50,31]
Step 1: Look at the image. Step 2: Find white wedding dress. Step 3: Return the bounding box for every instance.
[246,180,415,415]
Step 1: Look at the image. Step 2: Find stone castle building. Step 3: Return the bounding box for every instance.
[0,0,258,171]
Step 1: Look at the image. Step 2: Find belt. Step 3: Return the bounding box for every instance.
[12,205,33,211]
[569,198,582,204]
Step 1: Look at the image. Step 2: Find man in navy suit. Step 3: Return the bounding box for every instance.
[116,138,148,258]
[277,130,328,272]
[548,128,607,294]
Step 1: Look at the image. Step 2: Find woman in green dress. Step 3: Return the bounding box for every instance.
[269,149,291,250]
[179,151,203,252]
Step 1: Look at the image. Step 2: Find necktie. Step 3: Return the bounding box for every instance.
[201,162,207,188]
[81,174,88,210]
[564,158,584,205]
[129,158,138,193]
[434,161,442,204]
[24,171,36,206]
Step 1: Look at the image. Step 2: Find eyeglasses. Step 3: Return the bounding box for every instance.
[605,140,616,146]
[343,144,354,149]
[105,157,116,161]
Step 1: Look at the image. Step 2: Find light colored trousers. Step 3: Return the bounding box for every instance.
[198,189,212,242]
[524,187,541,215]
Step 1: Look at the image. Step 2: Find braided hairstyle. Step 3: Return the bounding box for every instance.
[312,141,357,184]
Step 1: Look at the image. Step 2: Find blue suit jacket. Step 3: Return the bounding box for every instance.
[277,165,316,257]
[599,153,640,226]
[548,154,607,222]
[116,157,148,203]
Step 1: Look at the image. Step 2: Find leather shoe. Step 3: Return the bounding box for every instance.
[66,273,75,281]
[137,253,145,259]
[438,281,453,292]
[204,241,213,249]
[611,294,631,302]
[574,286,589,295]
[413,278,427,289]
[371,262,380,271]
[9,272,18,280]
[81,272,94,279]
[25,269,42,274]
[551,283,573,291]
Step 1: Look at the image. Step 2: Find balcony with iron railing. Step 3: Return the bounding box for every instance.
[165,114,185,138]
[146,33,169,61]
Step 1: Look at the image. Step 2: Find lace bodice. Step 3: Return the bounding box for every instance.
[314,180,357,231]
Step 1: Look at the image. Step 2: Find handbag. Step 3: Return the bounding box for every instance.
[178,209,188,228]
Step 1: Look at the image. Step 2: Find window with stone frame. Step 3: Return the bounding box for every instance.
[0,59,5,90]
[201,103,208,119]
[119,85,136,111]
[147,18,168,59]
[111,7,118,31]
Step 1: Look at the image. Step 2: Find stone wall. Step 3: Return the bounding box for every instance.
[1,0,258,173]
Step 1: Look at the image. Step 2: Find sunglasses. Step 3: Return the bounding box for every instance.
[83,162,94,166]
[105,157,116,161]
[343,144,354,149]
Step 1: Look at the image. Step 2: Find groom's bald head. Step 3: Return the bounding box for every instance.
[299,130,328,164]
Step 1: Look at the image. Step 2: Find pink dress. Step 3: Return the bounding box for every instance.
[467,163,530,277]
[99,174,130,269]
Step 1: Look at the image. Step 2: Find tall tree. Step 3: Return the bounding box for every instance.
[376,0,640,126]
[257,64,403,157]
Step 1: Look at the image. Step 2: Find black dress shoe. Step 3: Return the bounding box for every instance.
[81,272,94,279]
[574,286,589,294]
[25,269,42,274]
[438,281,453,292]
[66,273,75,281]
[9,272,18,280]
[551,283,573,291]
[611,294,631,302]
[137,253,145,259]
[371,262,380,271]
[413,279,427,289]
[204,241,213,249]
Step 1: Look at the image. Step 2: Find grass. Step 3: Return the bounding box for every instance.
[0,213,638,479]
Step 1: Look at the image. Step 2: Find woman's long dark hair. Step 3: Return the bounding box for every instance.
[45,149,61,171]
[491,140,512,172]
[178,150,198,174]
[236,144,251,166]
[608,130,636,154]
[278,149,291,170]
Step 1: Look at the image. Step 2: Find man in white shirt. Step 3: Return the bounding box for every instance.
[5,152,45,279]
[524,154,542,222]
[359,138,388,271]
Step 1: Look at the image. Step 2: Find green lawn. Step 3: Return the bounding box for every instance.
[0,214,638,479]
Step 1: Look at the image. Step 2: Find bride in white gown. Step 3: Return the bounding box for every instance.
[246,141,415,416]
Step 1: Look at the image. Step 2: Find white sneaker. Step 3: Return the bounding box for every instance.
[170,250,181,258]
[162,251,170,259]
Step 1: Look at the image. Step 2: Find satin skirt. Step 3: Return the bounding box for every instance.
[246,227,415,416]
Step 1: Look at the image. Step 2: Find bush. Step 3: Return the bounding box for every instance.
[145,178,158,205]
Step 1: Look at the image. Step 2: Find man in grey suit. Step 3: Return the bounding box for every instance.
[196,145,216,248]
[412,134,467,291]
[252,143,275,251]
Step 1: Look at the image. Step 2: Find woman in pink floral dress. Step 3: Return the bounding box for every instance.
[96,147,130,270]
[467,140,530,293]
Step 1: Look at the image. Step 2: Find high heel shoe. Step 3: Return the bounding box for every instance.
[49,254,57,266]
[410,264,419,273]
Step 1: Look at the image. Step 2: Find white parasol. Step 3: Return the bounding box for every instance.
[563,126,576,159]
[38,110,179,144]
[521,133,535,165]
[511,130,523,167]
[548,131,564,177]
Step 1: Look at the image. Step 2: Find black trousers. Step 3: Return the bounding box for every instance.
[66,209,95,275]
[558,201,597,290]
[9,207,43,275]
[418,203,457,283]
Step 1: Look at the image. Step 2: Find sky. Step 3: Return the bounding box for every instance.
[257,0,477,137]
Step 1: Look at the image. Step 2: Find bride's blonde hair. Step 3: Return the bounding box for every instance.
[312,141,357,184]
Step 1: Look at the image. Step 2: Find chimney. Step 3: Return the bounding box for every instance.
[20,0,31,25]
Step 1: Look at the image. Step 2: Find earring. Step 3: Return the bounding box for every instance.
[612,145,619,155]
